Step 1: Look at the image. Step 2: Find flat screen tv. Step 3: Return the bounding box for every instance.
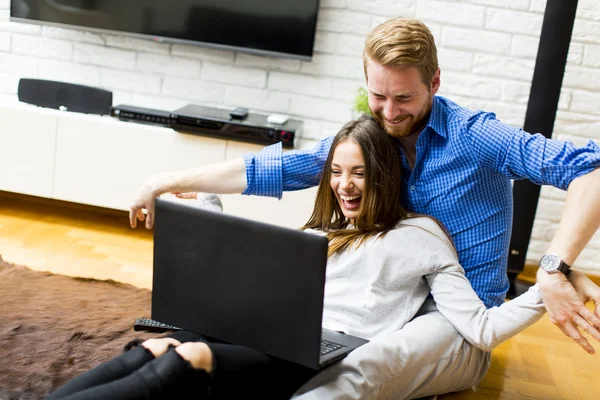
[10,0,321,61]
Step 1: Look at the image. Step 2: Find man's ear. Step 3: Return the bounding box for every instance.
[430,68,441,95]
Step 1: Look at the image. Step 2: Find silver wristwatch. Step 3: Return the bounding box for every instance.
[539,254,572,276]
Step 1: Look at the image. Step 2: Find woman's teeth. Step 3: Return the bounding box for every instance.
[340,195,361,209]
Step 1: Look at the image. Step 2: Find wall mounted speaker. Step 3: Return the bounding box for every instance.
[17,78,113,115]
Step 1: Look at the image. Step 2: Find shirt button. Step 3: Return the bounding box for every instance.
[410,185,416,191]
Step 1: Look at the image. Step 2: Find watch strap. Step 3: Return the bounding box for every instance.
[558,260,572,277]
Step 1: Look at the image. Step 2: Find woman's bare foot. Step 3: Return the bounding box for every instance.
[141,337,182,358]
[175,342,214,372]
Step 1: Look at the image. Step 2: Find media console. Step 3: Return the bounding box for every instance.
[110,104,301,148]
[1,99,317,230]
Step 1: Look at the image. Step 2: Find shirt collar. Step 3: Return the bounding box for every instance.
[426,96,447,139]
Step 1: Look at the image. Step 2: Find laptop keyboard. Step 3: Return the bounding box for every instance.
[321,339,346,356]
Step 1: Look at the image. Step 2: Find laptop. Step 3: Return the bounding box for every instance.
[150,197,369,370]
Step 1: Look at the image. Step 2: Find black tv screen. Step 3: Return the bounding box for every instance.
[10,0,320,60]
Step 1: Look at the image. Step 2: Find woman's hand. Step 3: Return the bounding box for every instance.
[537,270,600,354]
[173,192,199,199]
[570,270,600,317]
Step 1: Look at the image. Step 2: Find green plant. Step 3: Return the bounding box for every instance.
[353,87,371,116]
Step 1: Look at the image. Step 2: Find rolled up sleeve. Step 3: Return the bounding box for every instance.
[539,139,600,190]
[242,142,283,198]
[242,137,334,199]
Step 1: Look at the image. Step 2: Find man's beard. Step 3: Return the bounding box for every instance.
[375,114,418,138]
[372,98,432,139]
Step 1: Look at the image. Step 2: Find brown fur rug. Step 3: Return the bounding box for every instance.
[0,255,158,400]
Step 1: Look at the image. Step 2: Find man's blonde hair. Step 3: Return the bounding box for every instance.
[363,18,438,84]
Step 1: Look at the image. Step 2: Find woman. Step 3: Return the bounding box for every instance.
[46,115,591,400]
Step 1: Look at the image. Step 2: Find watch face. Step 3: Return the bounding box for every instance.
[540,255,560,272]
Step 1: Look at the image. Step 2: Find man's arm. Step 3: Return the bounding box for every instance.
[129,136,333,229]
[129,157,246,229]
[465,112,600,351]
[537,166,600,353]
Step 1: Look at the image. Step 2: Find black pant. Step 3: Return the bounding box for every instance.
[45,331,317,400]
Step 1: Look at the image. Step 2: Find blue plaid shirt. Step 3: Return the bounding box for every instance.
[243,96,600,308]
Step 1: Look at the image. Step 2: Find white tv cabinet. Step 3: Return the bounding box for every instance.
[0,99,318,230]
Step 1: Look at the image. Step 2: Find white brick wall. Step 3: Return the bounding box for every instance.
[12,34,73,60]
[0,31,9,52]
[1,0,599,274]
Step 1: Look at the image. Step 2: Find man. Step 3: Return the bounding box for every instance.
[130,18,600,398]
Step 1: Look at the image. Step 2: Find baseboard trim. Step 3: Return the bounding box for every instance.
[0,190,128,218]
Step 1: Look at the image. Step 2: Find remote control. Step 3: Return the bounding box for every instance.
[133,317,182,333]
[229,107,248,120]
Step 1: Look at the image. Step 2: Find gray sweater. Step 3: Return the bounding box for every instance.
[307,217,544,352]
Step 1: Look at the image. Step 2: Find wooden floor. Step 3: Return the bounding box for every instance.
[0,193,599,399]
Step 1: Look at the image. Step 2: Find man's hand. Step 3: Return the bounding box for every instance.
[538,269,600,354]
[128,158,245,229]
[129,175,164,229]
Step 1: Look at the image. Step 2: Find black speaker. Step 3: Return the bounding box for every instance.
[17,78,113,115]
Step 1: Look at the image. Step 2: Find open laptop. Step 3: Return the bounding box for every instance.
[150,197,368,370]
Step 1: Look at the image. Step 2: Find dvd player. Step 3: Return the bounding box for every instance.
[171,104,300,148]
[110,104,173,127]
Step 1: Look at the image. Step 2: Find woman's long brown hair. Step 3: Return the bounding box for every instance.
[301,114,407,256]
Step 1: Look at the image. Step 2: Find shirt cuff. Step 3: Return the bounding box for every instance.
[241,142,283,199]
[540,140,600,189]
